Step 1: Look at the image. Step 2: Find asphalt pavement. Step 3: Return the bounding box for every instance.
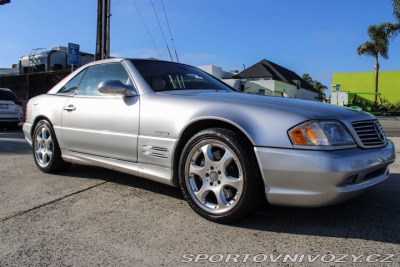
[0,125,399,266]
[378,117,400,137]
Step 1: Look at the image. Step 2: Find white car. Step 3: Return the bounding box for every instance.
[0,88,23,129]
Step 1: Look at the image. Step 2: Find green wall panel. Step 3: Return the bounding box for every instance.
[332,71,400,103]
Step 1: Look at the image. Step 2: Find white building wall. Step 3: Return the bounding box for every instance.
[243,80,275,95]
[243,79,318,100]
[330,91,348,106]
[222,79,241,90]
[198,65,319,101]
[197,65,222,79]
[197,65,234,79]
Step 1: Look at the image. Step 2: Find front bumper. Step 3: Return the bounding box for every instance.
[254,141,395,207]
[23,122,33,146]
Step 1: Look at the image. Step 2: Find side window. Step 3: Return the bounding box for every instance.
[76,63,130,96]
[58,69,87,94]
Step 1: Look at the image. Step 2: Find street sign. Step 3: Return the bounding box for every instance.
[68,43,80,66]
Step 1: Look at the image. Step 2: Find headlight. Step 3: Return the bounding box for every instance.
[289,120,355,147]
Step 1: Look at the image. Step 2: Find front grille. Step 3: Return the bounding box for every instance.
[352,120,386,147]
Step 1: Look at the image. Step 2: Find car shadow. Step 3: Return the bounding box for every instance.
[232,173,400,244]
[61,164,183,200]
[62,164,400,244]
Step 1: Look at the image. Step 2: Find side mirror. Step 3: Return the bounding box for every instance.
[98,80,136,96]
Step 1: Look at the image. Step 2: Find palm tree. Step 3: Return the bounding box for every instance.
[302,73,313,87]
[393,0,400,22]
[313,81,327,102]
[301,74,327,102]
[357,22,398,102]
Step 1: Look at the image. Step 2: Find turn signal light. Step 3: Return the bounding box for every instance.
[288,121,330,146]
[289,127,309,146]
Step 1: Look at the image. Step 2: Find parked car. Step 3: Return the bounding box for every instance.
[0,88,23,129]
[23,59,395,222]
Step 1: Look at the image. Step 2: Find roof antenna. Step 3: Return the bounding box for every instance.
[151,0,174,62]
[161,0,179,63]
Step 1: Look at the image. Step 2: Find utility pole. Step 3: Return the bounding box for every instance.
[95,0,111,60]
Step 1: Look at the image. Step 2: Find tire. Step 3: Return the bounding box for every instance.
[178,128,263,223]
[32,120,71,173]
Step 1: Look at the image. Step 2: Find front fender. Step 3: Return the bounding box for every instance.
[139,94,313,148]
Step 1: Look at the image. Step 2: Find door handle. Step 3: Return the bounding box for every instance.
[64,105,76,111]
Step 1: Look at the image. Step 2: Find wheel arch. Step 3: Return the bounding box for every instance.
[31,115,53,138]
[172,118,255,186]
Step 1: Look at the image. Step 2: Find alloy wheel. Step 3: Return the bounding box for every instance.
[184,139,244,214]
[34,126,54,168]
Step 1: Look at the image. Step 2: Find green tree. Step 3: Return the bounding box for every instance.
[313,81,328,102]
[301,73,327,102]
[302,73,313,86]
[393,0,400,22]
[357,22,398,102]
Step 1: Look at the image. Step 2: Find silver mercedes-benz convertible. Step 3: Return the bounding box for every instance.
[23,58,395,222]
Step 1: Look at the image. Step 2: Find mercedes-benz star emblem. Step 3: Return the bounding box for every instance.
[374,122,386,143]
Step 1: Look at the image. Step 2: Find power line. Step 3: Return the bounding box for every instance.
[132,0,163,59]
[151,0,173,61]
[161,0,179,62]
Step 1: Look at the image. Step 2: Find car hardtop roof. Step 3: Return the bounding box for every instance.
[129,58,194,67]
[88,58,194,68]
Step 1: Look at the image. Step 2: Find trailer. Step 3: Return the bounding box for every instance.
[19,46,94,74]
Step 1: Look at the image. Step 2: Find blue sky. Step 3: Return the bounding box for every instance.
[1,0,399,90]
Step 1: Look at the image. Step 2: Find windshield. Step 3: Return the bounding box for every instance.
[131,60,232,92]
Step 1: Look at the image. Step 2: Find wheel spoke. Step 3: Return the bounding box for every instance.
[222,176,241,190]
[45,136,53,147]
[41,127,47,139]
[36,148,45,163]
[36,128,44,144]
[214,187,228,208]
[35,148,43,158]
[45,150,53,158]
[43,153,49,164]
[189,162,205,178]
[200,144,214,165]
[36,134,43,144]
[219,149,234,166]
[194,184,211,201]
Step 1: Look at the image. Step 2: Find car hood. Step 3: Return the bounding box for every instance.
[158,90,374,121]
